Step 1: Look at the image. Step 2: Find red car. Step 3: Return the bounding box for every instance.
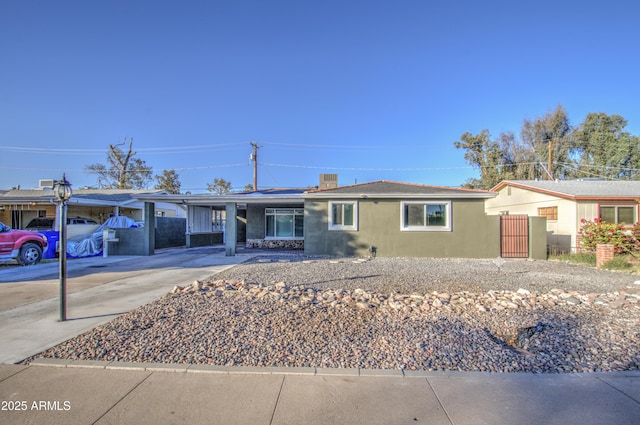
[0,221,48,265]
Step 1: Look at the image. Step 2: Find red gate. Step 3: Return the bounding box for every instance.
[500,215,529,258]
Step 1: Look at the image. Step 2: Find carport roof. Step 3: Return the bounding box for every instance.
[134,188,307,206]
[0,189,168,207]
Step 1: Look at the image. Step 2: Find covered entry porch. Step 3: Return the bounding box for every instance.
[136,189,306,256]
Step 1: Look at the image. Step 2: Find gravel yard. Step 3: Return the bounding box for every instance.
[215,255,637,294]
[30,255,640,373]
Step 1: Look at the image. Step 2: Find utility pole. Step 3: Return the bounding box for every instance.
[547,138,553,180]
[250,142,259,190]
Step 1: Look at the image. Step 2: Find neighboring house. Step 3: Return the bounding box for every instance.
[0,188,185,230]
[137,180,535,259]
[486,180,640,254]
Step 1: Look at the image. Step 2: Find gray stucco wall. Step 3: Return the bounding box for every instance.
[105,228,146,256]
[155,217,186,249]
[187,232,223,248]
[246,204,266,240]
[304,198,501,258]
[245,203,304,239]
[245,203,304,249]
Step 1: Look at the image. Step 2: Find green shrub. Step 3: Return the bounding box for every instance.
[579,218,640,254]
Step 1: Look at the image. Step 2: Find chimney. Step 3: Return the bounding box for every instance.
[319,174,338,189]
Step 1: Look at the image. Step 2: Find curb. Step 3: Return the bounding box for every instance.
[20,358,454,377]
[20,358,640,378]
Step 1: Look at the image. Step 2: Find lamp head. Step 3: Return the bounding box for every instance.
[53,173,73,202]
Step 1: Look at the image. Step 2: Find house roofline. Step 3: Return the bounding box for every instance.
[305,180,496,199]
[308,180,493,194]
[491,180,640,201]
[304,192,495,199]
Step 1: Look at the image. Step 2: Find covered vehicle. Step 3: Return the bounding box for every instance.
[0,221,48,265]
[66,216,138,258]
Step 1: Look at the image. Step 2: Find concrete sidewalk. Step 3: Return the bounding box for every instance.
[1,360,639,425]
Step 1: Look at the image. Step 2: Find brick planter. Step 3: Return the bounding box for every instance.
[596,244,615,268]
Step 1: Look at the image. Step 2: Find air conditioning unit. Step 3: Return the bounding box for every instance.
[319,174,338,188]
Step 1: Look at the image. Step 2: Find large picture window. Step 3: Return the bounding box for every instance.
[329,201,358,230]
[265,208,304,239]
[401,201,451,231]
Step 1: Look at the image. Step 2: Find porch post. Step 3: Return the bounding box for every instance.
[185,205,191,248]
[143,202,155,256]
[225,202,237,256]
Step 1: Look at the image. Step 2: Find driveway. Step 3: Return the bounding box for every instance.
[0,247,251,364]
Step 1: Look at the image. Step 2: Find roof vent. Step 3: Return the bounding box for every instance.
[39,179,54,189]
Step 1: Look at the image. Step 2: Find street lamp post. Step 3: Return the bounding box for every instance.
[53,174,72,322]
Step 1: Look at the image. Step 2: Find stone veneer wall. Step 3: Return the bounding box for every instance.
[246,239,304,250]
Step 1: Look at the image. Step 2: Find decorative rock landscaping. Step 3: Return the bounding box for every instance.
[31,256,640,373]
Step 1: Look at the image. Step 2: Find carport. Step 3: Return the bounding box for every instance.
[135,189,306,256]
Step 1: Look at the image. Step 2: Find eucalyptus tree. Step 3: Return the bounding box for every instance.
[520,104,574,180]
[572,112,640,180]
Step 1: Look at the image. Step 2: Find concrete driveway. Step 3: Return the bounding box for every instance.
[0,246,250,364]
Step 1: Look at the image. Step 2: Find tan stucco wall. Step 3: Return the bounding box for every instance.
[304,198,500,258]
[486,186,583,253]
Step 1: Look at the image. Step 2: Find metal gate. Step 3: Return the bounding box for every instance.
[500,215,529,258]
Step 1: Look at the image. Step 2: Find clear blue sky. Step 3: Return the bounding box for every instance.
[1,0,639,193]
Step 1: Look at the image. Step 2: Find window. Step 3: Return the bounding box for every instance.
[265,208,304,239]
[401,201,451,231]
[599,205,636,224]
[329,201,358,230]
[538,206,558,221]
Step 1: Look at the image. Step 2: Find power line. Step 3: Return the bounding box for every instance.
[259,141,422,150]
[260,162,474,172]
[0,142,247,155]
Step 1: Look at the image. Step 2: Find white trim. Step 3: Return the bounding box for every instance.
[400,200,452,232]
[328,201,358,231]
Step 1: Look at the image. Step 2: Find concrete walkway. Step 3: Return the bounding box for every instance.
[0,248,639,424]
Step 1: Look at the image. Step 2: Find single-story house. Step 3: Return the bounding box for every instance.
[485,179,640,254]
[137,180,547,259]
